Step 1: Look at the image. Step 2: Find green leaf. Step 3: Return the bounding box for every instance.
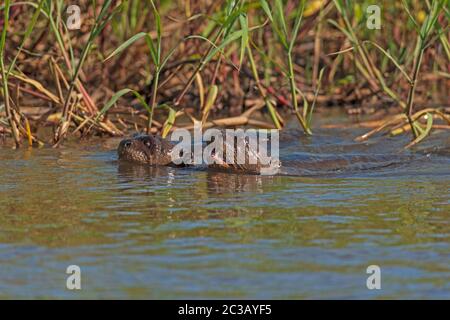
[145,34,159,66]
[96,88,151,121]
[307,67,325,126]
[149,0,161,40]
[289,0,306,53]
[0,0,11,55]
[161,105,176,138]
[221,3,244,37]
[259,0,273,21]
[327,19,354,43]
[401,0,420,33]
[6,0,45,77]
[239,14,249,67]
[274,0,288,39]
[200,30,245,64]
[202,85,218,124]
[406,113,434,148]
[363,41,412,83]
[104,32,148,62]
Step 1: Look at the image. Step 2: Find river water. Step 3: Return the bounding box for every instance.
[0,120,449,299]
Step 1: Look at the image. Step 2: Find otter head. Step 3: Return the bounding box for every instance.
[118,134,174,165]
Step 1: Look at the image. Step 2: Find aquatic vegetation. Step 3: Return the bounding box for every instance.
[351,0,450,147]
[0,0,448,148]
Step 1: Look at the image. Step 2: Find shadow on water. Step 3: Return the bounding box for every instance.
[0,124,449,299]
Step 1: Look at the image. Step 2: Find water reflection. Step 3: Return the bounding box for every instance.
[117,161,276,195]
[0,126,449,299]
[206,171,274,194]
[117,162,177,183]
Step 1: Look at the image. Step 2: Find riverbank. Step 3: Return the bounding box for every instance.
[1,1,449,149]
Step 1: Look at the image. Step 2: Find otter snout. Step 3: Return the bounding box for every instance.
[118,134,175,165]
[118,138,150,163]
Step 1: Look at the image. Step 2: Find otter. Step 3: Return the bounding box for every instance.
[118,133,412,176]
[118,133,280,175]
[118,134,174,166]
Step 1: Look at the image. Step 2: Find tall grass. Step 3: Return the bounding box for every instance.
[102,0,252,132]
[403,0,446,139]
[261,0,313,134]
[101,0,179,135]
[53,0,119,145]
[330,0,449,146]
[0,0,448,148]
[0,0,20,146]
[331,0,405,109]
[1,0,45,147]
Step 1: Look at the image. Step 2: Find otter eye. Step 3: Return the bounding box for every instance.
[145,140,151,147]
[124,141,132,148]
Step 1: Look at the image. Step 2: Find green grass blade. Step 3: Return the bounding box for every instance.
[406,113,434,148]
[104,32,148,61]
[6,0,45,77]
[259,0,273,21]
[97,88,151,121]
[239,14,249,68]
[161,104,176,138]
[307,67,325,126]
[363,41,412,83]
[289,0,305,53]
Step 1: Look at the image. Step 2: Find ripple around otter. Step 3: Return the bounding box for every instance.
[0,124,449,299]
